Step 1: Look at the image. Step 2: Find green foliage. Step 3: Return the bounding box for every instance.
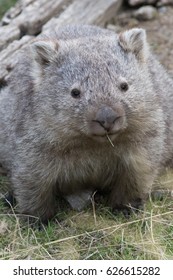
[0,0,18,19]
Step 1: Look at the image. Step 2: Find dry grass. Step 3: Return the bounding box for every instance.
[0,169,173,260]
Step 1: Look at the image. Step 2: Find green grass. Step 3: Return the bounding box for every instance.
[0,0,18,19]
[0,172,173,260]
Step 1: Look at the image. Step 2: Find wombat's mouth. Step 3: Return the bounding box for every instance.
[91,133,118,144]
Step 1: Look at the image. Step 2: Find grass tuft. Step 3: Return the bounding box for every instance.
[0,170,173,260]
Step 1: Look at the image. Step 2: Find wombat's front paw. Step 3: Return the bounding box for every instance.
[27,216,49,230]
[4,192,16,207]
[112,198,144,218]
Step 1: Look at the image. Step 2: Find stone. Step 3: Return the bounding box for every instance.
[106,24,121,32]
[133,5,158,20]
[128,0,157,6]
[157,0,173,6]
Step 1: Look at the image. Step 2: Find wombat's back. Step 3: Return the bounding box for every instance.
[148,55,173,164]
[0,87,15,169]
[48,24,113,40]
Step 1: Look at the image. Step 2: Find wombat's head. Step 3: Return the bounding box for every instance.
[31,27,154,146]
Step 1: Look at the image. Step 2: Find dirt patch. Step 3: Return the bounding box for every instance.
[113,6,173,76]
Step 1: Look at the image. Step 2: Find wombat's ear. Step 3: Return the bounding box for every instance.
[118,28,149,62]
[31,40,59,65]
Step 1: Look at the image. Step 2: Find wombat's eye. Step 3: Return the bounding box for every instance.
[71,88,81,98]
[120,82,129,91]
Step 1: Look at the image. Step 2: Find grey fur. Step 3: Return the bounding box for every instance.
[0,24,173,222]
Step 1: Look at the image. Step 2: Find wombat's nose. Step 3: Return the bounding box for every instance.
[94,106,120,131]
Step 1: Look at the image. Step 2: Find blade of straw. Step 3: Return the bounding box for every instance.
[106,134,114,147]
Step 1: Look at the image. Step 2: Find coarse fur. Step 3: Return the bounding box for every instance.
[0,24,173,222]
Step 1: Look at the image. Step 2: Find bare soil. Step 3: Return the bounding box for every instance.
[115,6,173,76]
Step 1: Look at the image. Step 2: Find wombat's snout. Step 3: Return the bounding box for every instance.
[95,106,118,131]
[89,105,126,137]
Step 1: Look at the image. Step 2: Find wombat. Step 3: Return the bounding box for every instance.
[0,24,173,222]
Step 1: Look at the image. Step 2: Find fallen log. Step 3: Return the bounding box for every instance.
[0,0,122,84]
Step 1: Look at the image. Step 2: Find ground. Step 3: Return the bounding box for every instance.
[114,6,173,76]
[0,2,173,260]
